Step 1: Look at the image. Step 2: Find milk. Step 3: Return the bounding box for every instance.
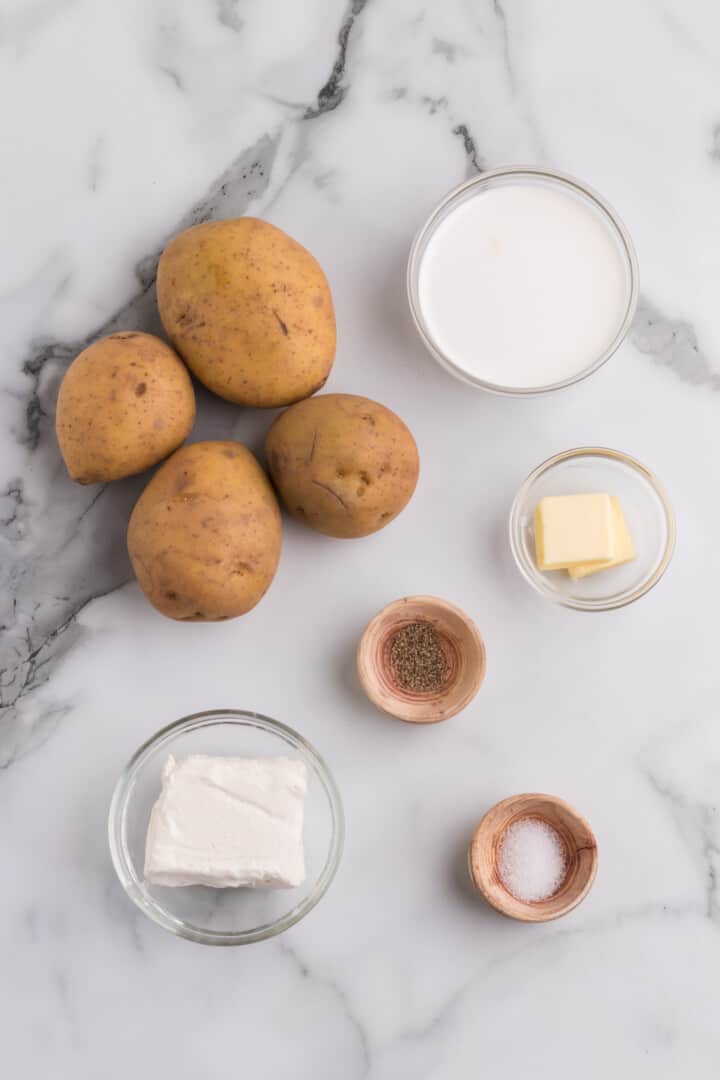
[417,179,632,390]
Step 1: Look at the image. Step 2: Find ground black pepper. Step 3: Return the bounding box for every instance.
[390,621,449,692]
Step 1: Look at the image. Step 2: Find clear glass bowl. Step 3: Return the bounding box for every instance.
[509,447,675,611]
[108,710,344,946]
[407,166,639,396]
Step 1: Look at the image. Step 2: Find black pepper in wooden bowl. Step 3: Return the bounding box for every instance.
[390,622,449,692]
[357,595,486,723]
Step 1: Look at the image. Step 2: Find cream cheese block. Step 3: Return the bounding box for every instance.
[144,754,307,888]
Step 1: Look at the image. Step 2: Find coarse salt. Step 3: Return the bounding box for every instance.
[497,817,567,902]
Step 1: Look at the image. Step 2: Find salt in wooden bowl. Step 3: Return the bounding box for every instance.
[356,595,486,723]
[468,793,598,922]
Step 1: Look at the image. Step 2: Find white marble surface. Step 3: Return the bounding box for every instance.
[2,1,720,1075]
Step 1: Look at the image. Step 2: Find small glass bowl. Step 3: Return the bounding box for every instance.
[108,710,344,946]
[407,166,639,396]
[509,447,675,611]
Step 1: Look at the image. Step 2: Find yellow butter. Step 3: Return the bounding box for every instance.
[568,497,636,578]
[534,493,614,571]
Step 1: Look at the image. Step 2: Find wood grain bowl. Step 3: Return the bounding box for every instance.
[356,595,486,723]
[468,793,598,922]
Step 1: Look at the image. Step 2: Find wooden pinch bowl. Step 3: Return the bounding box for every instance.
[356,595,486,723]
[468,793,598,922]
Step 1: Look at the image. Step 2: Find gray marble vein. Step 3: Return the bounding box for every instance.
[216,0,243,34]
[422,95,448,116]
[381,901,707,1065]
[1,0,372,771]
[710,121,720,162]
[452,123,484,173]
[5,4,720,1073]
[491,0,515,94]
[432,37,459,63]
[158,65,184,93]
[304,0,368,119]
[645,770,720,921]
[87,137,105,193]
[0,480,25,541]
[631,296,720,390]
[1,132,279,769]
[278,939,372,1075]
[653,1,718,67]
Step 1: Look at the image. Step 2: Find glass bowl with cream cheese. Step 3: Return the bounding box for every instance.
[109,710,344,945]
[407,166,638,395]
[509,447,675,611]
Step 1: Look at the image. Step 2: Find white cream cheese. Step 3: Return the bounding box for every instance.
[144,754,307,888]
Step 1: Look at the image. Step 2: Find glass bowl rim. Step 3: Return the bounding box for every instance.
[108,708,345,946]
[508,446,676,611]
[406,164,640,396]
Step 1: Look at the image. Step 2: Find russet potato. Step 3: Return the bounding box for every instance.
[266,394,419,539]
[157,217,336,408]
[127,440,282,621]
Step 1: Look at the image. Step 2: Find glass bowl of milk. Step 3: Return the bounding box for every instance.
[407,167,638,395]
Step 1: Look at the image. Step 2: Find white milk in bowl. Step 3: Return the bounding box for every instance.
[412,169,637,393]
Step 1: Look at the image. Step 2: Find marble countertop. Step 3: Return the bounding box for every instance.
[3,1,720,1076]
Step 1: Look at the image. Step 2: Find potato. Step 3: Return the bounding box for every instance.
[56,332,195,484]
[127,440,282,621]
[156,217,335,408]
[266,394,419,539]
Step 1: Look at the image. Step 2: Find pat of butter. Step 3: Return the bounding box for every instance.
[144,755,307,889]
[534,493,614,570]
[568,497,636,578]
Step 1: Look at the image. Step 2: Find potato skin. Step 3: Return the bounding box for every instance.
[266,394,419,539]
[127,441,282,621]
[157,218,336,408]
[56,332,195,484]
